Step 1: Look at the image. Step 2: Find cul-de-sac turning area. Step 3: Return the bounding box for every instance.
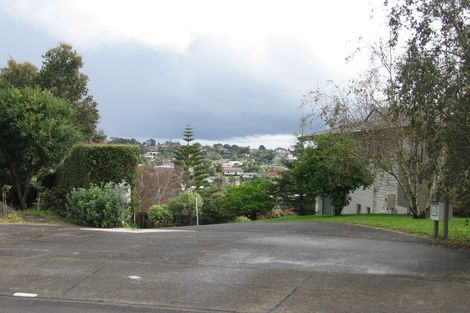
[0,222,469,313]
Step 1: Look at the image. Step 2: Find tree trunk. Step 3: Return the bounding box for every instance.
[298,194,305,215]
[334,206,343,216]
[9,163,29,210]
[410,203,427,219]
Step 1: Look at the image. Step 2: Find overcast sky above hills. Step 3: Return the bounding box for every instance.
[0,0,387,148]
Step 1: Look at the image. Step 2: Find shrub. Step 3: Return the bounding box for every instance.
[41,187,68,216]
[0,212,25,223]
[148,204,173,227]
[233,216,252,223]
[67,182,131,227]
[224,179,274,220]
[199,187,231,225]
[167,190,203,226]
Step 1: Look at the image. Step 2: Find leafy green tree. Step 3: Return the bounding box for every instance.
[173,126,208,189]
[305,1,468,218]
[386,0,469,214]
[295,134,373,215]
[38,43,99,140]
[0,59,38,89]
[0,43,100,141]
[38,43,88,102]
[0,88,81,210]
[225,179,274,220]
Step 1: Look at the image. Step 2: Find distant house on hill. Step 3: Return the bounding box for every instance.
[222,160,243,168]
[154,160,174,169]
[223,168,243,176]
[274,147,289,156]
[143,151,158,160]
[266,172,281,179]
[242,172,260,180]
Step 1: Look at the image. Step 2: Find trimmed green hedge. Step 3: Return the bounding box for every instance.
[57,144,140,190]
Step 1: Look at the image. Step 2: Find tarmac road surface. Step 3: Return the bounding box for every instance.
[0,222,469,313]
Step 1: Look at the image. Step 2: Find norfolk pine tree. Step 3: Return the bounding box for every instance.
[173,126,208,189]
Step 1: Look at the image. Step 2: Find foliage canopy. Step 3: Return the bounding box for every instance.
[0,88,81,210]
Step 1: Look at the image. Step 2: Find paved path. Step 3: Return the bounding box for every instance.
[0,222,469,312]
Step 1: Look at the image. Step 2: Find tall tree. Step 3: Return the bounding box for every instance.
[38,43,100,140]
[173,126,208,189]
[0,43,101,141]
[387,0,470,213]
[0,88,81,210]
[304,1,469,217]
[294,133,373,215]
[38,43,88,102]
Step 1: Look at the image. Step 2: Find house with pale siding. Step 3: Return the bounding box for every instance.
[316,170,409,215]
[223,168,243,176]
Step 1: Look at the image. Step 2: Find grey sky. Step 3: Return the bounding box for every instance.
[0,0,386,146]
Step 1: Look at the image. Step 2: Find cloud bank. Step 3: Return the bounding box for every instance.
[0,0,387,140]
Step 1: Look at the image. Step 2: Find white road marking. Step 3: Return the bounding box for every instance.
[128,275,142,280]
[13,292,37,298]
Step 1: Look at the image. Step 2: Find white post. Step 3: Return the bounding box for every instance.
[195,196,199,226]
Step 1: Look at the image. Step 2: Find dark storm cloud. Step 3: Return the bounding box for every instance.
[87,36,328,139]
[0,11,329,140]
[0,10,56,63]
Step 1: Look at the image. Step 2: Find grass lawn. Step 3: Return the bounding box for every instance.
[258,214,470,243]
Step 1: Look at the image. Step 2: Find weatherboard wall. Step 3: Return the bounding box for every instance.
[340,170,408,215]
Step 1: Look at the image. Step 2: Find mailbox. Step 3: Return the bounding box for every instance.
[430,201,445,221]
[430,201,453,221]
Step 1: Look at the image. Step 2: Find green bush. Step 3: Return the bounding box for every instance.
[199,187,231,225]
[225,179,274,220]
[67,182,131,227]
[57,144,140,190]
[148,204,173,227]
[45,144,139,215]
[41,187,68,216]
[168,190,203,226]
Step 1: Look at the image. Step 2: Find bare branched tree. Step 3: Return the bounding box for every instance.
[134,165,183,213]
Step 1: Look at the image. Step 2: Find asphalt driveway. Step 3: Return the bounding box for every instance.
[0,222,469,312]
